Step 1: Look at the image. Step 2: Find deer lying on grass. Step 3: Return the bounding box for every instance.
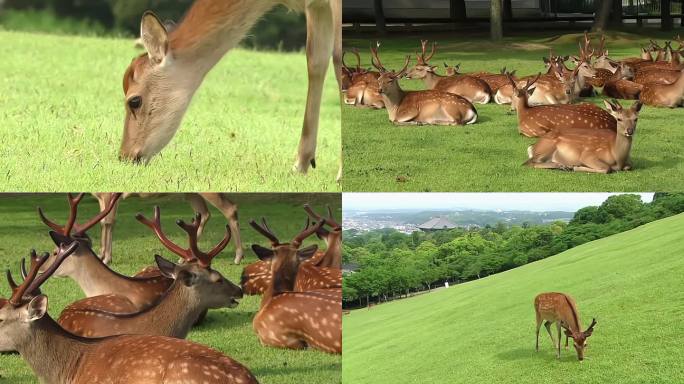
[602,79,643,100]
[534,292,597,361]
[525,99,642,173]
[639,69,684,107]
[342,48,384,108]
[372,47,477,126]
[0,243,258,384]
[120,0,342,175]
[634,68,681,85]
[250,217,342,354]
[92,193,244,265]
[470,67,514,93]
[507,74,616,137]
[58,208,241,338]
[406,41,492,104]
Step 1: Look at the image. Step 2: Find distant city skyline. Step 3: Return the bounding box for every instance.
[343,193,655,213]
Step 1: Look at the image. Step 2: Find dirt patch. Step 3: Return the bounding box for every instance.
[511,42,550,51]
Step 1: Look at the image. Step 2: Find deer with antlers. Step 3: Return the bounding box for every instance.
[639,69,684,107]
[119,0,342,175]
[535,292,597,361]
[525,99,642,173]
[342,48,384,108]
[57,207,242,338]
[0,243,258,384]
[406,40,492,104]
[371,46,478,126]
[507,74,616,137]
[249,217,341,354]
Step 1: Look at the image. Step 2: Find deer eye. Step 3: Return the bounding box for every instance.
[128,96,142,109]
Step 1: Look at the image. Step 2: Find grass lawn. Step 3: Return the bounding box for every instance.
[0,30,341,192]
[0,194,341,384]
[342,31,684,192]
[342,213,684,384]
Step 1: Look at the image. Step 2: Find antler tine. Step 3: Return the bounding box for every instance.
[505,72,517,89]
[6,269,17,290]
[249,218,280,246]
[292,218,326,247]
[9,250,48,305]
[72,193,122,237]
[203,225,231,264]
[585,318,597,333]
[526,73,541,91]
[351,48,361,71]
[396,55,411,78]
[303,204,340,229]
[370,42,386,72]
[326,206,340,228]
[136,206,189,260]
[26,243,79,296]
[175,213,203,262]
[36,193,85,235]
[599,34,606,55]
[425,41,436,62]
[37,207,64,233]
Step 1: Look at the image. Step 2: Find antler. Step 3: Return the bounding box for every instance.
[303,204,340,229]
[416,40,436,65]
[370,41,387,72]
[597,35,606,56]
[292,218,326,248]
[525,73,541,92]
[249,218,281,246]
[584,318,597,335]
[73,193,121,237]
[395,56,411,78]
[37,193,121,237]
[342,48,362,74]
[578,32,594,62]
[136,206,230,267]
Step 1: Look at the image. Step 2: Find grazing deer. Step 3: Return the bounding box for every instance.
[525,99,642,173]
[0,243,258,384]
[406,41,492,104]
[534,292,597,361]
[507,74,616,137]
[120,0,342,176]
[372,47,477,126]
[341,48,384,108]
[639,69,684,107]
[249,217,342,354]
[58,208,241,339]
[92,192,244,265]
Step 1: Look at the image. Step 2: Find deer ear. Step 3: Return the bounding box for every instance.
[297,244,318,260]
[251,244,274,261]
[25,295,48,322]
[604,99,618,113]
[49,231,72,246]
[632,101,643,112]
[140,11,169,65]
[154,254,178,278]
[543,57,550,64]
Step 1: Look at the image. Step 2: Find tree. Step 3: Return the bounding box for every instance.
[593,0,614,32]
[373,0,386,35]
[490,0,503,41]
[451,0,467,22]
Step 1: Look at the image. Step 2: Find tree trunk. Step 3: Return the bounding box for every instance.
[374,0,386,35]
[661,0,672,31]
[503,0,513,21]
[451,0,467,22]
[609,0,622,28]
[593,0,613,32]
[490,0,503,41]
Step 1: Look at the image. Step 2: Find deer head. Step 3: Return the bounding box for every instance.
[37,193,121,275]
[563,318,597,361]
[342,48,365,91]
[405,40,437,79]
[303,205,341,246]
[371,43,411,98]
[604,99,642,137]
[507,72,540,107]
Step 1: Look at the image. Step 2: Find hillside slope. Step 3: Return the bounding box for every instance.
[343,214,684,384]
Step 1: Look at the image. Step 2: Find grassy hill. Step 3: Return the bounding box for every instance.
[0,31,341,192]
[342,213,684,383]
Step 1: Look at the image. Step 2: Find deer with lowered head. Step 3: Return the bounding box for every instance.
[535,292,597,361]
[639,68,684,107]
[0,243,258,384]
[249,217,342,354]
[507,73,616,137]
[341,48,384,108]
[525,99,642,173]
[372,46,478,126]
[406,40,492,104]
[120,0,342,175]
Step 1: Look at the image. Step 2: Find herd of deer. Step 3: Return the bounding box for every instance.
[0,194,342,383]
[342,33,684,174]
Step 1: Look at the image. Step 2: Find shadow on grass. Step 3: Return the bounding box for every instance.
[497,345,581,363]
[196,310,255,330]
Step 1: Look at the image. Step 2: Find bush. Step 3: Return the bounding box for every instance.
[0,8,109,36]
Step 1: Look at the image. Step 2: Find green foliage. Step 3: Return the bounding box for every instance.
[0,9,110,36]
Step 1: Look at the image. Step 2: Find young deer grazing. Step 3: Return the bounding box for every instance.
[406,40,492,104]
[120,0,342,175]
[0,243,258,384]
[534,292,597,361]
[508,74,616,137]
[525,99,643,173]
[342,48,384,108]
[249,217,342,354]
[372,47,478,126]
[639,69,684,107]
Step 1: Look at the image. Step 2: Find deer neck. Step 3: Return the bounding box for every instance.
[322,230,342,267]
[18,317,90,384]
[613,131,633,168]
[381,83,406,121]
[130,281,203,338]
[422,71,442,89]
[69,249,132,297]
[513,95,530,120]
[261,258,299,309]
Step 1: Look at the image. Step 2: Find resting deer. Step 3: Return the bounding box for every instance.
[249,217,342,354]
[58,208,242,338]
[342,48,384,108]
[525,99,642,173]
[120,0,342,175]
[634,68,681,85]
[534,292,597,361]
[508,74,616,137]
[406,40,492,104]
[372,47,477,126]
[639,69,684,107]
[0,243,258,384]
[93,193,244,265]
[602,79,643,100]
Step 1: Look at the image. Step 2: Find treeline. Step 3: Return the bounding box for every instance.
[343,193,684,308]
[1,0,306,51]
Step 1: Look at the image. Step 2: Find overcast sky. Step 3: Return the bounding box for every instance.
[343,193,655,212]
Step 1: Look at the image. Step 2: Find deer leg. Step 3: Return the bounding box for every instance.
[544,321,556,349]
[565,333,569,349]
[186,193,211,237]
[556,322,562,359]
[535,315,542,352]
[526,161,572,171]
[294,1,335,174]
[199,193,244,264]
[94,193,120,265]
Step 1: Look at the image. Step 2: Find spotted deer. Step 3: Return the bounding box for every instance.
[249,217,342,354]
[634,68,681,85]
[640,69,684,107]
[120,0,342,175]
[0,243,258,384]
[535,292,597,361]
[406,40,492,104]
[372,47,478,126]
[525,99,642,173]
[507,74,616,137]
[342,48,384,108]
[602,79,643,100]
[58,208,241,339]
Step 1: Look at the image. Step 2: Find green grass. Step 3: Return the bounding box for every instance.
[343,213,684,383]
[0,194,341,384]
[342,31,684,191]
[0,31,341,192]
